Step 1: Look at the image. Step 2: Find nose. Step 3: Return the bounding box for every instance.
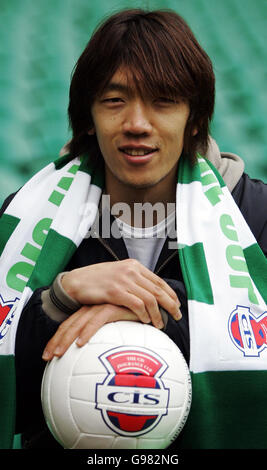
[122,100,152,135]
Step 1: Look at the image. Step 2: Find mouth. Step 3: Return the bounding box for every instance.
[119,146,158,164]
[120,147,157,156]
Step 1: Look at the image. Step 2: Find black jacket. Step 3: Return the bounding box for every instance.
[1,172,267,447]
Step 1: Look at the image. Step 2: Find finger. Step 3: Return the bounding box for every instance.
[42,306,89,360]
[134,274,182,321]
[125,283,164,328]
[42,304,139,361]
[75,310,105,347]
[156,289,182,320]
[75,305,138,347]
[140,266,181,304]
[121,259,179,304]
[112,289,151,324]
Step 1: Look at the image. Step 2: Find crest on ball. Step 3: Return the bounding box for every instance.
[96,346,170,436]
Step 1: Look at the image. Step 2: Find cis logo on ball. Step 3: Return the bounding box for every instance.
[96,346,170,436]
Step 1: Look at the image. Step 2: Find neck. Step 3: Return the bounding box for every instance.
[104,167,177,227]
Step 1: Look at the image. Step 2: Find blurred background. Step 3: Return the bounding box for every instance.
[0,0,266,206]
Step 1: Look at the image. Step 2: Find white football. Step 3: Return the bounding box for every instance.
[41,321,191,449]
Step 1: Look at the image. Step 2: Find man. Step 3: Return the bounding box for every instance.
[0,9,266,449]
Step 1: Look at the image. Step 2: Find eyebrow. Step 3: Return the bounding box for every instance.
[105,82,127,91]
[102,81,134,95]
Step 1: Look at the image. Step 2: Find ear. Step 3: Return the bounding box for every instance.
[88,127,95,135]
[192,127,198,136]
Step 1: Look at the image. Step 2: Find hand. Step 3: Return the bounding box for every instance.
[42,303,139,361]
[61,259,181,326]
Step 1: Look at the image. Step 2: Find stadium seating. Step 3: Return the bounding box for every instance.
[0,0,266,206]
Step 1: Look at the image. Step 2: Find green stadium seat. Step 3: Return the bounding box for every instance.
[0,0,266,207]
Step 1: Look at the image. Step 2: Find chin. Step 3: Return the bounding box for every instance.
[122,177,160,190]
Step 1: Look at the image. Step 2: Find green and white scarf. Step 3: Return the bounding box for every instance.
[177,156,267,449]
[0,153,266,449]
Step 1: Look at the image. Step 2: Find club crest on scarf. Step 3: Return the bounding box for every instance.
[95,346,170,436]
[0,295,19,344]
[228,305,267,357]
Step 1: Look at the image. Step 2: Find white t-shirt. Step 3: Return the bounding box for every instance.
[115,210,176,272]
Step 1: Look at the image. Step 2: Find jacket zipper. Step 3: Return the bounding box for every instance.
[97,235,121,261]
[97,234,177,275]
[155,250,178,276]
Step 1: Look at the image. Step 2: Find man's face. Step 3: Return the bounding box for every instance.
[90,68,190,196]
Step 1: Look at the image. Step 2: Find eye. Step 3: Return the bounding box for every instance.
[102,97,124,104]
[156,97,176,104]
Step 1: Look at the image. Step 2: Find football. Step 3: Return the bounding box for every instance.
[41,321,191,449]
